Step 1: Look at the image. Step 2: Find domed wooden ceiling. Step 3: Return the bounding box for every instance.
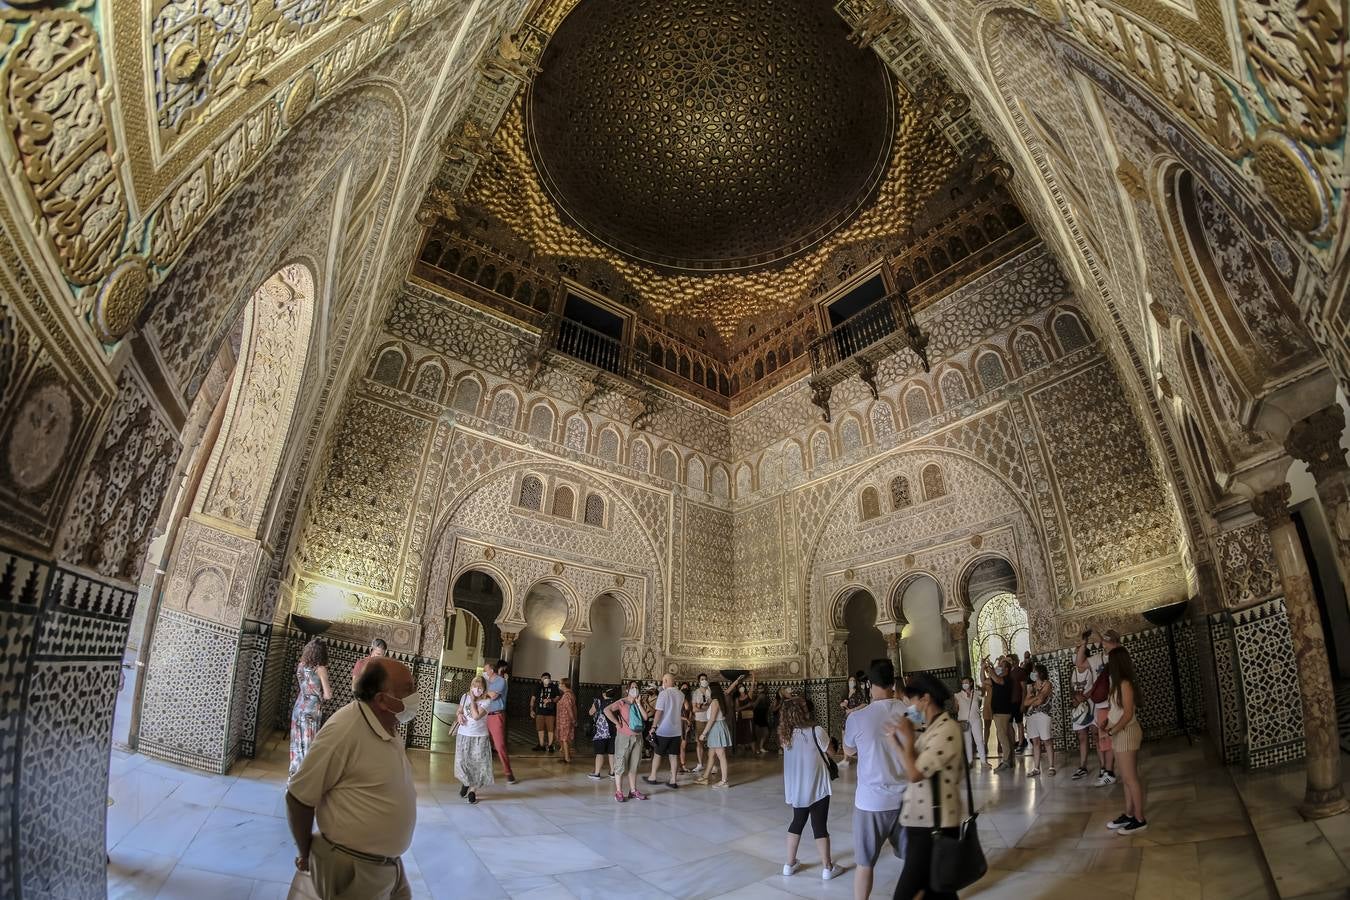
[455,0,968,338]
[525,0,895,273]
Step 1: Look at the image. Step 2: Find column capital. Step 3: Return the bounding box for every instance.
[499,630,519,646]
[567,641,585,658]
[883,631,900,649]
[947,618,969,642]
[1250,483,1293,532]
[1286,406,1349,483]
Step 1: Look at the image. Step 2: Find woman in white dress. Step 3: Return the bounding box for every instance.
[956,675,986,767]
[778,697,843,880]
[454,675,494,804]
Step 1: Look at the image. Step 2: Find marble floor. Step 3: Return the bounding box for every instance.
[106,728,1350,900]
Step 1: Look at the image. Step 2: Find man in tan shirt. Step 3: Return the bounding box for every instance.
[287,656,421,900]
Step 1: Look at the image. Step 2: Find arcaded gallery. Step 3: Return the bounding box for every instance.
[1,0,1348,898]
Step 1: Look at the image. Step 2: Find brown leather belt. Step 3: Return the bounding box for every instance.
[322,834,399,866]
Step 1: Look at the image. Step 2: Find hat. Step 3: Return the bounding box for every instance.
[1102,628,1122,643]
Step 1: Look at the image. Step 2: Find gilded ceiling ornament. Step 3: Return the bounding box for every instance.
[552,561,565,575]
[282,70,318,128]
[93,257,152,343]
[525,0,895,273]
[615,574,625,586]
[166,42,206,84]
[1115,160,1149,201]
[1252,128,1330,234]
[5,11,129,286]
[483,547,495,559]
[387,7,411,43]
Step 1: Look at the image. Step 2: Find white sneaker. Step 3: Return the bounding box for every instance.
[782,863,797,877]
[822,864,843,881]
[692,764,703,773]
[1099,771,1117,786]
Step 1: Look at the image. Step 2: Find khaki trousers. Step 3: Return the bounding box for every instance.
[291,834,411,900]
[993,713,1014,764]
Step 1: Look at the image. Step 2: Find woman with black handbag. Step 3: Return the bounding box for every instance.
[887,673,987,899]
[777,696,843,880]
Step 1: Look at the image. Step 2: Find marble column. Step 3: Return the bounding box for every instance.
[1251,483,1349,818]
[567,641,584,688]
[1286,405,1350,595]
[883,631,903,679]
[499,630,518,665]
[947,614,972,681]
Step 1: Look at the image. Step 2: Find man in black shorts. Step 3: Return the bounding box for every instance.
[644,674,686,788]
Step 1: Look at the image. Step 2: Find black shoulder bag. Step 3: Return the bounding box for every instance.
[927,719,988,893]
[811,728,839,780]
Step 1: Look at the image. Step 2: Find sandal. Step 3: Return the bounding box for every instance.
[614,790,626,803]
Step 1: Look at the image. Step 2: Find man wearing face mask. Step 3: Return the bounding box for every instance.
[983,655,1016,771]
[286,657,419,899]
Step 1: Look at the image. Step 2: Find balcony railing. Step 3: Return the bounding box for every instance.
[554,317,631,378]
[809,295,898,373]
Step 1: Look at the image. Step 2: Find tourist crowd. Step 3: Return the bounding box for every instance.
[282,629,1145,899]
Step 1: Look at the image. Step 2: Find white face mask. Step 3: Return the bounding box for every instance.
[995,666,1005,677]
[471,686,484,697]
[389,690,422,725]
[962,683,972,691]
[848,680,857,689]
[1030,672,1040,682]
[699,679,708,687]
[542,679,550,687]
[628,687,639,699]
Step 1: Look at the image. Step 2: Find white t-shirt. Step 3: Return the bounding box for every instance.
[843,698,906,812]
[655,686,685,738]
[692,686,711,722]
[288,701,417,858]
[458,694,491,737]
[955,688,980,722]
[783,725,832,808]
[1082,651,1109,709]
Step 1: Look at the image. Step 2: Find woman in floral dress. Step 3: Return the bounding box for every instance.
[556,677,578,763]
[288,638,332,777]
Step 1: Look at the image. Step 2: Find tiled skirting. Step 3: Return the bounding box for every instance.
[1208,598,1307,769]
[1,547,138,900]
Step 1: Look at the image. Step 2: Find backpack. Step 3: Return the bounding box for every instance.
[1089,667,1110,704]
[592,700,612,740]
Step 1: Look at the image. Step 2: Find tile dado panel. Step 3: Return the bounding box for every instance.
[1,549,138,900]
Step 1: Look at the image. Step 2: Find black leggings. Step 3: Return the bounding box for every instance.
[787,795,830,838]
[893,825,959,900]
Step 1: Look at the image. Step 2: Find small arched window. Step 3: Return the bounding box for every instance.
[477,264,497,288]
[890,476,912,510]
[657,448,679,481]
[921,464,946,501]
[904,387,931,424]
[597,428,620,462]
[564,415,589,452]
[489,390,519,428]
[412,361,444,401]
[940,369,970,406]
[631,439,651,473]
[451,377,481,414]
[496,272,515,298]
[861,486,881,521]
[519,475,543,511]
[515,282,534,307]
[1015,332,1048,371]
[711,466,730,499]
[1053,312,1090,353]
[871,401,896,440]
[527,403,555,440]
[442,247,461,272]
[372,347,404,386]
[583,493,605,527]
[811,431,831,468]
[976,352,1007,391]
[840,418,863,454]
[687,456,707,491]
[552,485,575,519]
[460,256,479,280]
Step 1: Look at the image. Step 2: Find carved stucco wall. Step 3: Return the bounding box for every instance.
[289,242,1189,680]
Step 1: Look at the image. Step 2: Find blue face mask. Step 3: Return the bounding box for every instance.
[905,704,925,725]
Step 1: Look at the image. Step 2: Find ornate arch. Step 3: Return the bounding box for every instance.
[417,458,665,658]
[520,576,580,632]
[447,562,516,625]
[581,589,642,641]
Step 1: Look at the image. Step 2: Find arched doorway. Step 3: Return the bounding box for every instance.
[431,570,505,752]
[131,262,318,772]
[897,574,953,672]
[964,558,1026,668]
[582,593,625,685]
[515,582,571,679]
[842,589,888,678]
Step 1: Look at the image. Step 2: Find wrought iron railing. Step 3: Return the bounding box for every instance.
[554,317,630,377]
[809,295,898,373]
